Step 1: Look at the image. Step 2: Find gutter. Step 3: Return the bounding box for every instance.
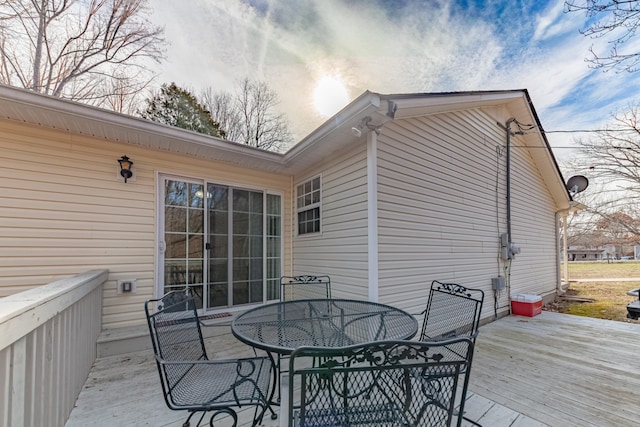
[282,91,382,162]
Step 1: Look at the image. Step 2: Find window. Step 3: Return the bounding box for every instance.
[296,176,321,235]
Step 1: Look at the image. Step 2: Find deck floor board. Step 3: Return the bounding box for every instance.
[469,311,640,427]
[66,311,640,426]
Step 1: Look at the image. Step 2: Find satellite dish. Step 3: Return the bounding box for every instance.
[566,175,589,196]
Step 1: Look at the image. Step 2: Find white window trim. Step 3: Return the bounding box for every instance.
[295,174,322,237]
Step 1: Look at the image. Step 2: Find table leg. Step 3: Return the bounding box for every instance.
[265,352,279,420]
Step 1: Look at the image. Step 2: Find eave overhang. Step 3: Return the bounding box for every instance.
[0,84,571,210]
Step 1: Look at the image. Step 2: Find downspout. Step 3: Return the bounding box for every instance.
[367,128,379,302]
[505,118,516,246]
[501,118,516,313]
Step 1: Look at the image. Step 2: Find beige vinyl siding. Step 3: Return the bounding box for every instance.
[508,135,559,298]
[292,144,369,299]
[376,109,559,319]
[0,119,291,329]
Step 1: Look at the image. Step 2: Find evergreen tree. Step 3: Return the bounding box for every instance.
[141,83,224,138]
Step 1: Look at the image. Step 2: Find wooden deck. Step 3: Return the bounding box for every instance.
[65,311,640,426]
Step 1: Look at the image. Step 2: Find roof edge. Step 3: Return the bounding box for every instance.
[0,84,285,163]
[283,91,381,162]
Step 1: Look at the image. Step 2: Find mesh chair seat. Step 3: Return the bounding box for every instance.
[163,358,272,408]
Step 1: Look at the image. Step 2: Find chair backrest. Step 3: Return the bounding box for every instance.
[145,291,208,404]
[420,280,484,343]
[280,275,331,301]
[288,338,473,427]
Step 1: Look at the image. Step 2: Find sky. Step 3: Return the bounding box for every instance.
[149,0,640,160]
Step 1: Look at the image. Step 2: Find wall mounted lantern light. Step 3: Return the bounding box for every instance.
[118,155,134,183]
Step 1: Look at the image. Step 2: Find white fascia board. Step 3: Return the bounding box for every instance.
[283,91,382,162]
[385,90,525,119]
[0,84,286,169]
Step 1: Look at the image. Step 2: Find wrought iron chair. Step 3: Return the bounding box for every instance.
[280,274,331,301]
[145,292,274,427]
[418,280,485,426]
[285,337,474,427]
[276,274,332,398]
[419,280,484,343]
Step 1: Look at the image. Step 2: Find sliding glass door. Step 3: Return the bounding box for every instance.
[161,176,281,309]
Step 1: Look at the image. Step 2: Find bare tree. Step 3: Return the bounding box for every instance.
[558,174,607,247]
[201,89,242,142]
[561,106,640,250]
[565,0,640,72]
[101,72,151,114]
[0,0,165,105]
[575,106,640,198]
[202,78,294,152]
[596,211,640,253]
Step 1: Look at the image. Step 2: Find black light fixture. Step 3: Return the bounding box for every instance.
[118,155,133,183]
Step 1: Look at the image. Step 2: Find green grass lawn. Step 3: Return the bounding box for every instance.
[558,261,640,323]
[568,260,640,279]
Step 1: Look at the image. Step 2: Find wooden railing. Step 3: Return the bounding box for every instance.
[0,270,107,427]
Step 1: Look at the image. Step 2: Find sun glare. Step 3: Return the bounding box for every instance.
[313,76,349,117]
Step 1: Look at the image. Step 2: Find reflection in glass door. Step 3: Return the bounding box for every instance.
[207,184,229,307]
[231,188,263,305]
[163,180,205,308]
[266,194,281,300]
[161,177,281,310]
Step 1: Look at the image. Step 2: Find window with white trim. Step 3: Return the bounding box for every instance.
[296,176,321,235]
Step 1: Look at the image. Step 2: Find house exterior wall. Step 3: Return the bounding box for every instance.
[508,133,560,300]
[291,144,370,299]
[0,119,291,329]
[375,108,560,318]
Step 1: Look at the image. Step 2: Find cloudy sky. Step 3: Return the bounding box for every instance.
[149,0,640,159]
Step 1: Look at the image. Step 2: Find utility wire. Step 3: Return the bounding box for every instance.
[544,129,639,133]
[510,144,639,149]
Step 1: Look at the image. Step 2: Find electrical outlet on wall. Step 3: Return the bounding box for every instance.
[116,279,137,295]
[492,276,505,290]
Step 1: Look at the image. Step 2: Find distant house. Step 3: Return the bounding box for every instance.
[567,247,605,261]
[567,244,639,261]
[0,85,570,353]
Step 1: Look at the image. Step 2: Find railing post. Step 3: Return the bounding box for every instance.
[10,337,26,426]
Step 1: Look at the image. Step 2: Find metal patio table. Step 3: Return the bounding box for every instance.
[231,298,418,354]
[231,298,418,415]
[231,298,418,412]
